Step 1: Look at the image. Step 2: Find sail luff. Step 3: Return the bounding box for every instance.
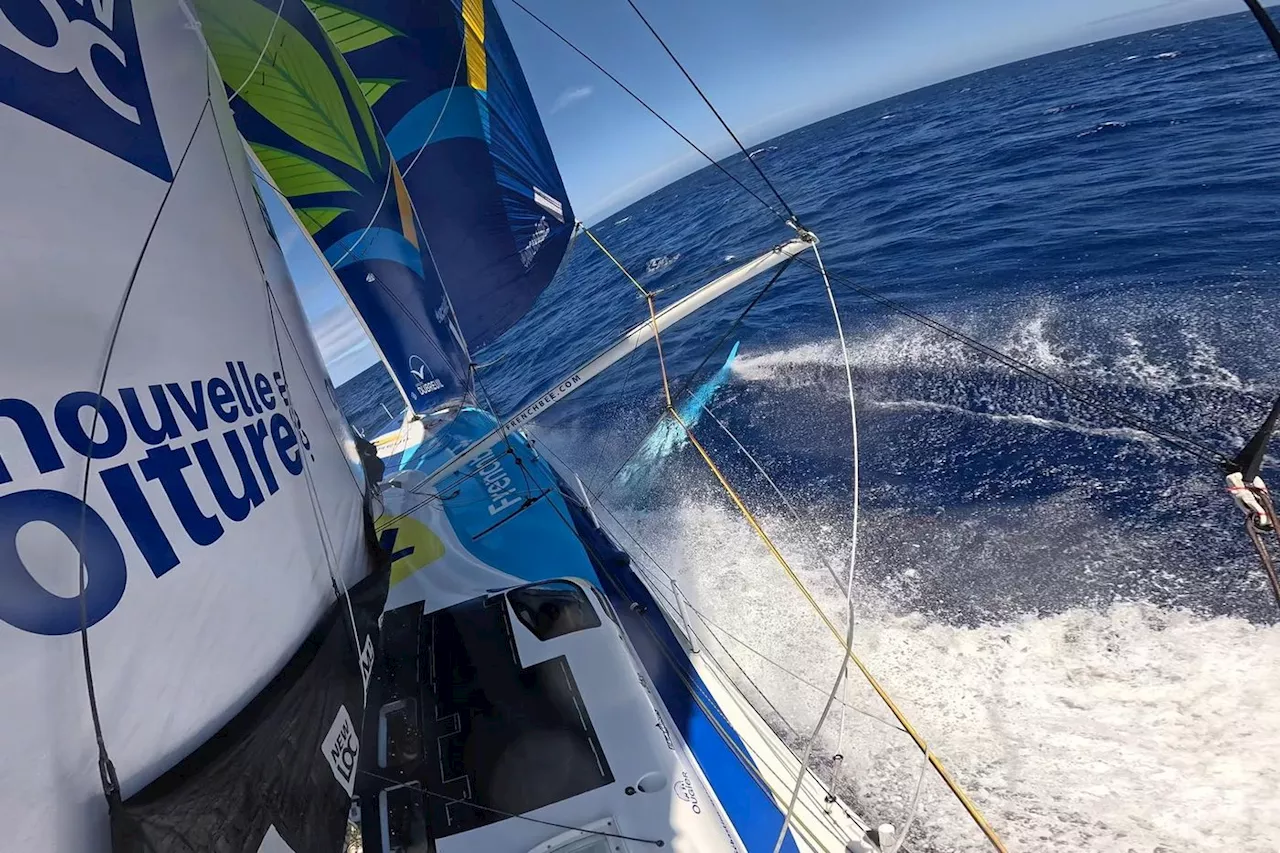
[246,142,415,414]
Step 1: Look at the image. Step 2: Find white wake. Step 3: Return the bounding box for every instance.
[601,495,1280,852]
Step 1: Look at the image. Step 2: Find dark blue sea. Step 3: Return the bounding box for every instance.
[337,11,1280,850]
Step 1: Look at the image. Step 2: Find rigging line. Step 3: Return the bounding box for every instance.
[590,504,907,740]
[886,743,931,853]
[543,235,862,838]
[622,0,799,224]
[361,273,471,392]
[1244,0,1280,59]
[541,436,911,749]
[626,554,904,746]
[74,95,214,805]
[582,225,648,297]
[790,253,1228,466]
[328,163,395,271]
[212,102,366,500]
[1244,487,1280,607]
[228,0,286,101]
[212,89,366,648]
[702,404,844,590]
[597,263,789,495]
[671,259,792,402]
[774,239,861,853]
[579,232,792,494]
[536,435,879,838]
[264,276,367,662]
[402,34,467,176]
[474,369,543,501]
[264,157,471,394]
[506,0,790,225]
[619,558,803,739]
[671,409,1009,853]
[358,771,666,846]
[682,588,908,735]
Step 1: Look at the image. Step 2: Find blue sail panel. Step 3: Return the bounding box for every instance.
[311,0,576,350]
[195,0,472,415]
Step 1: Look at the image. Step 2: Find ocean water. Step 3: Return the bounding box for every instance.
[336,11,1280,852]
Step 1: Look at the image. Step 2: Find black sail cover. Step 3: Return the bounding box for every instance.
[111,568,389,852]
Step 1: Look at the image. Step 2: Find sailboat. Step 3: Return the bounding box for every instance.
[0,0,1011,851]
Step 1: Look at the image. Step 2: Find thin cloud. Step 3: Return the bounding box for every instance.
[311,303,370,365]
[550,85,594,113]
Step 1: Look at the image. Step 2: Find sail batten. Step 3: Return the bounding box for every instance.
[321,0,576,351]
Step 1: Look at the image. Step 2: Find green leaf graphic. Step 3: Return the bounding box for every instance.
[196,0,369,176]
[305,2,402,53]
[325,31,383,168]
[251,144,353,197]
[296,207,348,234]
[359,78,402,106]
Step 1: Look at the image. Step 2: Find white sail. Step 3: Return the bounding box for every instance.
[0,1,369,848]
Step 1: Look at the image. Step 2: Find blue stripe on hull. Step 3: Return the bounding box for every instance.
[565,499,801,852]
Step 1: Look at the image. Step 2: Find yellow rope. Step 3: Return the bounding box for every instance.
[672,413,1007,853]
[582,225,673,407]
[582,225,647,297]
[584,227,1008,853]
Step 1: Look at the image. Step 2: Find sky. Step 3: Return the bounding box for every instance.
[280,0,1247,385]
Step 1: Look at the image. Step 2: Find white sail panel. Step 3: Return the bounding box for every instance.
[0,1,369,849]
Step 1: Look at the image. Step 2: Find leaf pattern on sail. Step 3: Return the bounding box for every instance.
[251,144,353,196]
[305,2,402,53]
[195,0,370,176]
[296,207,349,234]
[321,27,384,169]
[359,79,402,106]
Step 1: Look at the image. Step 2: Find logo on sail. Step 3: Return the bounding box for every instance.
[408,355,443,397]
[321,704,360,795]
[519,217,550,270]
[0,0,172,180]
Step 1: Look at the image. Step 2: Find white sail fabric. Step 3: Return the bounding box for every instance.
[0,1,369,849]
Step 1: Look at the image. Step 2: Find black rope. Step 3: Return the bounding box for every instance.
[73,90,214,809]
[1243,487,1280,607]
[359,770,665,846]
[1245,0,1280,58]
[506,0,790,225]
[789,254,1231,467]
[622,0,801,225]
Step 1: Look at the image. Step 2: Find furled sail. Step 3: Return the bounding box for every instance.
[195,0,473,415]
[0,0,372,848]
[309,0,577,350]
